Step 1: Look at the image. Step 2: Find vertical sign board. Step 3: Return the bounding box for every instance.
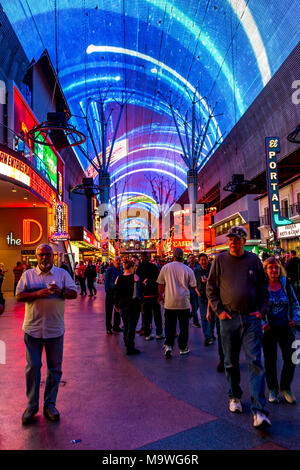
[265,137,280,234]
[265,137,292,234]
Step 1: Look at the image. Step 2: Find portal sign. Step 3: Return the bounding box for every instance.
[265,137,292,233]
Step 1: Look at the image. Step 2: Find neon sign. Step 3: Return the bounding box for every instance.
[265,137,292,233]
[83,229,101,248]
[171,239,192,252]
[6,219,43,246]
[0,150,56,205]
[49,201,70,241]
[23,219,43,245]
[0,151,30,185]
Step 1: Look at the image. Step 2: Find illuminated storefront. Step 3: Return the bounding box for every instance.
[69,226,101,261]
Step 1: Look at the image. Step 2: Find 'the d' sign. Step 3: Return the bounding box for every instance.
[6,219,43,246]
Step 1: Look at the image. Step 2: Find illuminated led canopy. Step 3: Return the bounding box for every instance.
[2,0,299,210]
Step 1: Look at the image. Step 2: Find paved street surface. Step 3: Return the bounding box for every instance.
[0,285,299,450]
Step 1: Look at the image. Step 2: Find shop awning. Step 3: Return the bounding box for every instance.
[69,226,101,250]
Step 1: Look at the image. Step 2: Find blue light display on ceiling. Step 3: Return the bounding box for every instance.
[2,0,300,211]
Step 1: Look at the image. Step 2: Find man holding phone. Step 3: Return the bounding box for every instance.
[16,244,77,425]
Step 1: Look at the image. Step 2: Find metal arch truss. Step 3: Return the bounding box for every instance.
[75,88,134,204]
[158,87,223,241]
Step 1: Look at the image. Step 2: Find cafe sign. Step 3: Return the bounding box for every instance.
[277,223,300,239]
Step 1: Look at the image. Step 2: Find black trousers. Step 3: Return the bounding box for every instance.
[262,324,296,391]
[120,300,140,352]
[79,277,87,295]
[105,290,120,331]
[143,297,163,336]
[164,308,190,350]
[86,278,96,295]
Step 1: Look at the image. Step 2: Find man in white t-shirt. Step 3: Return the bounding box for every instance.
[157,247,197,358]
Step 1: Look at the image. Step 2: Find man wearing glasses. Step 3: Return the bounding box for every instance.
[16,244,77,425]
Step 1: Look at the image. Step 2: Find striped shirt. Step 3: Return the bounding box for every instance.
[13,266,24,282]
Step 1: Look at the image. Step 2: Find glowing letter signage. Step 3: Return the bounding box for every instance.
[23,219,43,245]
[265,137,291,233]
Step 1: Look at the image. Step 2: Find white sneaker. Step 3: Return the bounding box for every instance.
[145,334,155,341]
[253,411,272,428]
[179,348,190,355]
[229,398,242,413]
[164,345,172,359]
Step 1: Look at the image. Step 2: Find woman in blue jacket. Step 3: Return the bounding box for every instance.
[262,257,300,404]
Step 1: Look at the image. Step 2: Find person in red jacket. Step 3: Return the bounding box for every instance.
[77,261,87,295]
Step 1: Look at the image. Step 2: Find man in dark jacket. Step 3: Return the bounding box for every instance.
[85,260,97,297]
[104,257,123,334]
[137,252,164,340]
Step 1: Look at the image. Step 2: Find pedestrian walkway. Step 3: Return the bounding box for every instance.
[0,285,299,450]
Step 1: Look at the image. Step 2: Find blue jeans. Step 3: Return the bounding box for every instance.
[198,298,213,340]
[189,289,199,324]
[220,313,267,414]
[24,334,64,411]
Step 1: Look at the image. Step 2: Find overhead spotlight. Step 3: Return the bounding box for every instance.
[24,197,28,200]
[11,187,17,192]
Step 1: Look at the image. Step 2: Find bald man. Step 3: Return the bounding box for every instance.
[16,244,77,425]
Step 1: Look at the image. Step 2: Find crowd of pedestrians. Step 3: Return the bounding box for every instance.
[103,227,300,429]
[7,227,300,429]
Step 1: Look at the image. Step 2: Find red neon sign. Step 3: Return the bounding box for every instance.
[0,150,56,205]
[23,219,43,245]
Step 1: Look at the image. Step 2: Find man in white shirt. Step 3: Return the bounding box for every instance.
[157,247,197,358]
[16,244,77,425]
